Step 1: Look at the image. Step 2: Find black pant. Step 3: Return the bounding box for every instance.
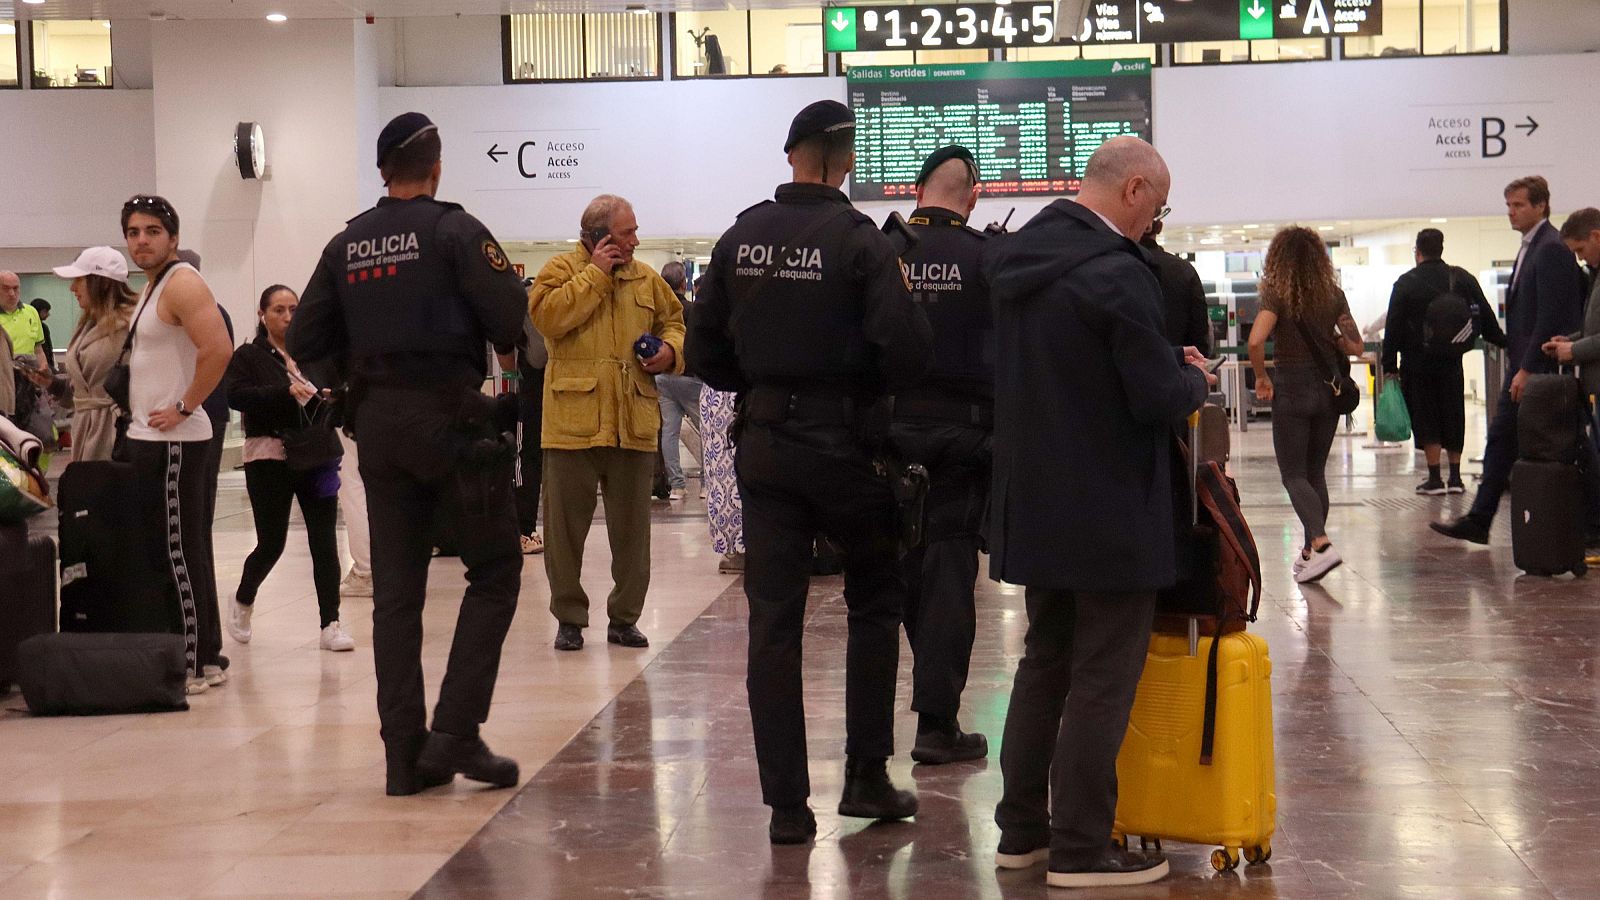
[356,387,522,759]
[127,438,223,677]
[515,368,544,536]
[995,587,1155,863]
[737,420,905,808]
[1401,361,1467,452]
[1469,385,1519,523]
[892,422,990,724]
[237,459,342,627]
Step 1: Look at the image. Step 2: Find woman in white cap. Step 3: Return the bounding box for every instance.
[35,247,138,461]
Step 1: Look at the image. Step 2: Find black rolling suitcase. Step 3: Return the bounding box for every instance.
[1518,373,1587,464]
[57,460,177,633]
[0,523,57,694]
[1511,459,1588,578]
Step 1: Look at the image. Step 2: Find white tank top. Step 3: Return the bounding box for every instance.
[127,261,213,443]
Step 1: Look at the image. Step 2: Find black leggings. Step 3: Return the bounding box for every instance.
[237,459,342,627]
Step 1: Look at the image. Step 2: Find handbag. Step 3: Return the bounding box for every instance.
[103,260,182,416]
[1292,316,1360,416]
[280,401,343,473]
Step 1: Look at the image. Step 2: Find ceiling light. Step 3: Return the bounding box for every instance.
[1318,225,1334,231]
[1243,224,1259,230]
[266,13,288,22]
[1430,218,1448,223]
[21,0,44,5]
[0,23,12,34]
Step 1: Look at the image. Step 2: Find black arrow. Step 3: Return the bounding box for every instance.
[487,143,508,163]
[1515,116,1539,137]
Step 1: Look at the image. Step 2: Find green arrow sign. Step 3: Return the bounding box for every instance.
[1239,0,1272,39]
[824,7,857,52]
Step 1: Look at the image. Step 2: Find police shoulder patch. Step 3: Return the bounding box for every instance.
[483,239,509,272]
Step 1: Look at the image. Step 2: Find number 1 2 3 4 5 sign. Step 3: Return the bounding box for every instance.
[824,3,1061,52]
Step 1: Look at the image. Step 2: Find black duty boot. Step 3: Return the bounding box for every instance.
[554,623,584,651]
[911,718,989,765]
[769,805,818,845]
[385,733,455,797]
[1430,515,1491,545]
[837,756,917,820]
[416,731,520,789]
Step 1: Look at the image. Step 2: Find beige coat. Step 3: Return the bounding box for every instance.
[63,312,130,462]
[529,248,686,452]
[0,327,13,417]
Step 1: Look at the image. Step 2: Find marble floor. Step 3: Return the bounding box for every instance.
[4,417,1599,898]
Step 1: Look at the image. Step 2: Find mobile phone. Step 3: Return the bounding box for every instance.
[581,227,610,248]
[1205,357,1227,375]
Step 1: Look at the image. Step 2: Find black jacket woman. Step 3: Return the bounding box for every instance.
[1249,227,1365,585]
[226,284,354,652]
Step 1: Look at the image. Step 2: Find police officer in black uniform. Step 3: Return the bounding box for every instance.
[888,146,994,766]
[288,112,527,797]
[687,100,933,845]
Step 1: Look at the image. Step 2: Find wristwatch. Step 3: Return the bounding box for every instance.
[176,400,193,417]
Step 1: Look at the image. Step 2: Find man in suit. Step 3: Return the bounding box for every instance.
[985,136,1210,889]
[1434,176,1588,544]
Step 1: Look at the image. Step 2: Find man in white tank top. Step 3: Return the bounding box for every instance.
[121,195,234,695]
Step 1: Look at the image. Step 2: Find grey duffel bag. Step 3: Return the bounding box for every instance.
[17,632,189,716]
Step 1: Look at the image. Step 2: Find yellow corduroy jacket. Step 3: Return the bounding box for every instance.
[528,248,686,452]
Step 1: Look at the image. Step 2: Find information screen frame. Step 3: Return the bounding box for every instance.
[846,58,1154,202]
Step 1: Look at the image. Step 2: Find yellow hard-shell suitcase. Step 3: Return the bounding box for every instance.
[1112,630,1276,873]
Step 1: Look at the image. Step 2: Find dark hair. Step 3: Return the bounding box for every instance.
[30,298,50,313]
[381,129,442,186]
[1415,228,1444,260]
[794,131,854,174]
[1504,175,1551,215]
[255,283,296,340]
[1560,208,1600,240]
[660,260,687,292]
[121,194,180,235]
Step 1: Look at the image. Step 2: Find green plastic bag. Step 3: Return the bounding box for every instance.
[1375,381,1413,443]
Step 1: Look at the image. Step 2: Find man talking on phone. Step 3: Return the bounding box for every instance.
[529,194,685,652]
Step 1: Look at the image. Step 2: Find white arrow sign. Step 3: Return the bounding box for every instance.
[1248,0,1267,19]
[831,12,850,31]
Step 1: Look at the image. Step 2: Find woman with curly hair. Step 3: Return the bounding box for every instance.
[1249,226,1365,583]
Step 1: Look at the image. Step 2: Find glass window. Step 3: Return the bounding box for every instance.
[750,9,824,76]
[30,20,112,88]
[839,48,986,73]
[505,13,659,82]
[1172,39,1325,64]
[0,21,18,87]
[1006,43,1156,62]
[1345,0,1420,57]
[677,11,749,76]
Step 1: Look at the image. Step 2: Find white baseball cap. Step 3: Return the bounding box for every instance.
[53,246,130,283]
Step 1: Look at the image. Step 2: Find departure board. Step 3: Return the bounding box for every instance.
[847,60,1152,201]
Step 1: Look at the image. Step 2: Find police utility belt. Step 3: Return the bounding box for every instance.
[745,386,871,426]
[891,395,993,429]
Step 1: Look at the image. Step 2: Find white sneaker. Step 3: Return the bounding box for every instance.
[203,664,228,687]
[1294,544,1343,583]
[226,599,253,644]
[1291,552,1310,576]
[668,488,685,501]
[340,570,374,598]
[320,621,356,652]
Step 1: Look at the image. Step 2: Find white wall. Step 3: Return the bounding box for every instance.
[382,15,502,86]
[0,91,155,249]
[151,18,378,340]
[1508,0,1600,56]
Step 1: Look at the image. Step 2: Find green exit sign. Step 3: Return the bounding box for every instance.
[825,7,857,52]
[1239,0,1273,40]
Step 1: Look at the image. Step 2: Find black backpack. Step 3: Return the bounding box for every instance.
[1421,270,1477,355]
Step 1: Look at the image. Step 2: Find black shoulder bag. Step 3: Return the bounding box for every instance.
[273,354,343,473]
[1293,317,1360,416]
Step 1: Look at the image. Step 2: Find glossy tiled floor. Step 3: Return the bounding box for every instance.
[5,416,1600,898]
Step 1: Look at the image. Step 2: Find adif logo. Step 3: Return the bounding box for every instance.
[1112,62,1123,73]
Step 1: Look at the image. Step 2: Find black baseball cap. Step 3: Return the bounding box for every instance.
[915,145,979,186]
[784,100,855,153]
[377,112,439,167]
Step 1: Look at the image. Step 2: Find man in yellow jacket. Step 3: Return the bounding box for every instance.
[530,194,686,651]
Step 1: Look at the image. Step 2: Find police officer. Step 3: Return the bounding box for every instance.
[687,100,933,845]
[888,146,994,766]
[288,112,527,797]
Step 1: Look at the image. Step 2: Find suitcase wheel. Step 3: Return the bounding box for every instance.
[1211,847,1242,873]
[1244,843,1272,866]
[1137,837,1161,853]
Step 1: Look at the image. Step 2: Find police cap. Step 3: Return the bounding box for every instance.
[377,112,439,167]
[915,145,979,186]
[784,100,855,153]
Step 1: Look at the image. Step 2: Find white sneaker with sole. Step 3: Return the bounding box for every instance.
[320,621,356,652]
[185,677,209,696]
[1294,544,1343,583]
[340,570,374,598]
[203,664,228,687]
[227,600,253,644]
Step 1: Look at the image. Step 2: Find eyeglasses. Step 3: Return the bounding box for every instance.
[1153,205,1172,223]
[123,195,175,217]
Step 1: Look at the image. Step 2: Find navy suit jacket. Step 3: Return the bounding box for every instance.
[1506,220,1586,376]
